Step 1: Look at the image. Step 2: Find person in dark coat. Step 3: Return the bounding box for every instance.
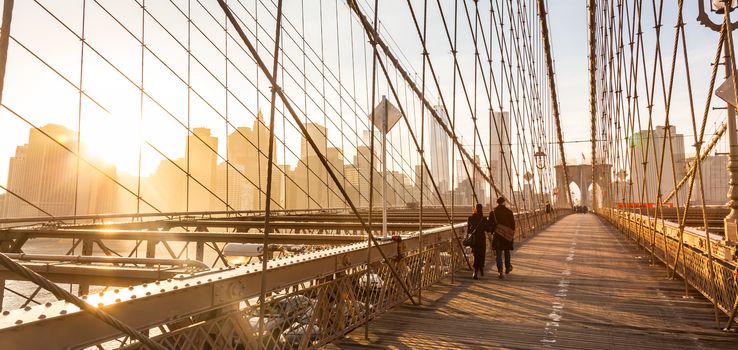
[489,197,515,279]
[467,203,489,279]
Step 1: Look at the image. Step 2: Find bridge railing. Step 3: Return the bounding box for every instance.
[0,209,566,349]
[600,208,737,317]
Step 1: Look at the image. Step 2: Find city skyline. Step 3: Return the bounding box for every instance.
[1,1,731,216]
[3,114,518,217]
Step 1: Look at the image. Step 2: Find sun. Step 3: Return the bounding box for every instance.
[82,114,157,177]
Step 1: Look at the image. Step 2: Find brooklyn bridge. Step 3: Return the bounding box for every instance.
[0,0,736,349]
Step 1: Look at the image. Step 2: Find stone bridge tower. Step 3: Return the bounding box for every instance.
[554,164,612,208]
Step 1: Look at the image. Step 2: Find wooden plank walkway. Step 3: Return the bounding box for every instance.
[328,214,738,349]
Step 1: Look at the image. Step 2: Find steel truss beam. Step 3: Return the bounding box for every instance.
[0,230,369,245]
[0,223,461,349]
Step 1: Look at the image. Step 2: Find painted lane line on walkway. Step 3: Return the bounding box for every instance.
[541,224,579,345]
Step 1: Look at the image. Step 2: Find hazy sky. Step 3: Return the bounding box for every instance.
[545,1,728,163]
[0,0,733,194]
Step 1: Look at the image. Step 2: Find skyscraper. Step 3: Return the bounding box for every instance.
[428,107,451,194]
[630,125,687,204]
[685,154,728,205]
[187,127,218,211]
[3,124,116,217]
[226,112,282,210]
[352,131,382,208]
[490,111,512,200]
[289,122,339,209]
[454,155,487,206]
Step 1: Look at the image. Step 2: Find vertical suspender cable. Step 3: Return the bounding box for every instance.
[364,0,380,339]
[418,0,428,305]
[588,0,598,211]
[536,0,572,208]
[258,0,284,342]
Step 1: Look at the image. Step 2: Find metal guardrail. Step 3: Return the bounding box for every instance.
[0,209,565,349]
[600,208,737,317]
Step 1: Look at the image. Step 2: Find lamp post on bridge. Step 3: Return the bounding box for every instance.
[699,0,738,244]
[534,146,547,210]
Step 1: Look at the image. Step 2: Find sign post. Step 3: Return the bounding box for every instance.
[370,96,402,239]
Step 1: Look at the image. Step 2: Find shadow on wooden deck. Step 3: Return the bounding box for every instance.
[326,214,738,349]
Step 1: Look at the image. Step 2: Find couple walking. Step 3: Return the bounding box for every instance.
[466,197,516,280]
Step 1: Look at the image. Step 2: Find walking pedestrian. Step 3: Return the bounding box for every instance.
[466,203,489,279]
[489,197,516,280]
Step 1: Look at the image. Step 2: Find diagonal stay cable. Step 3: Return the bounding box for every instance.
[0,252,165,349]
[403,0,487,202]
[373,47,473,270]
[536,0,572,208]
[217,0,418,305]
[348,0,502,198]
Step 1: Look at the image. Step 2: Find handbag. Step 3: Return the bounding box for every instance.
[495,224,515,241]
[463,219,481,247]
[491,210,515,241]
[463,232,476,247]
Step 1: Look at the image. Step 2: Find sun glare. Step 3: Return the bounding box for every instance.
[83,115,154,176]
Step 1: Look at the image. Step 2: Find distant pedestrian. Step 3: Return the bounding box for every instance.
[466,203,489,279]
[489,197,516,280]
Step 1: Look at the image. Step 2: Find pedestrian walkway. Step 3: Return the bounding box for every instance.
[329,214,738,349]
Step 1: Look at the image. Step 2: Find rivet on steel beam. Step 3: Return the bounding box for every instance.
[160,289,165,293]
[38,314,46,320]
[185,283,190,287]
[59,310,67,315]
[155,281,161,285]
[15,320,22,325]
[131,295,136,299]
[128,287,134,291]
[2,311,9,316]
[114,289,119,294]
[173,286,178,290]
[146,292,151,296]
[23,307,31,311]
[196,281,201,285]
[45,302,52,307]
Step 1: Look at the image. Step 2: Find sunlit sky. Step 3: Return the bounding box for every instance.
[0,0,732,191]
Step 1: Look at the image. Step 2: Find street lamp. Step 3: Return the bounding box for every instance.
[713,0,737,13]
[534,146,547,170]
[699,0,738,243]
[698,0,738,30]
[533,146,547,207]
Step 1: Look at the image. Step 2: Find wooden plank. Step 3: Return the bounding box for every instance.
[328,214,738,349]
